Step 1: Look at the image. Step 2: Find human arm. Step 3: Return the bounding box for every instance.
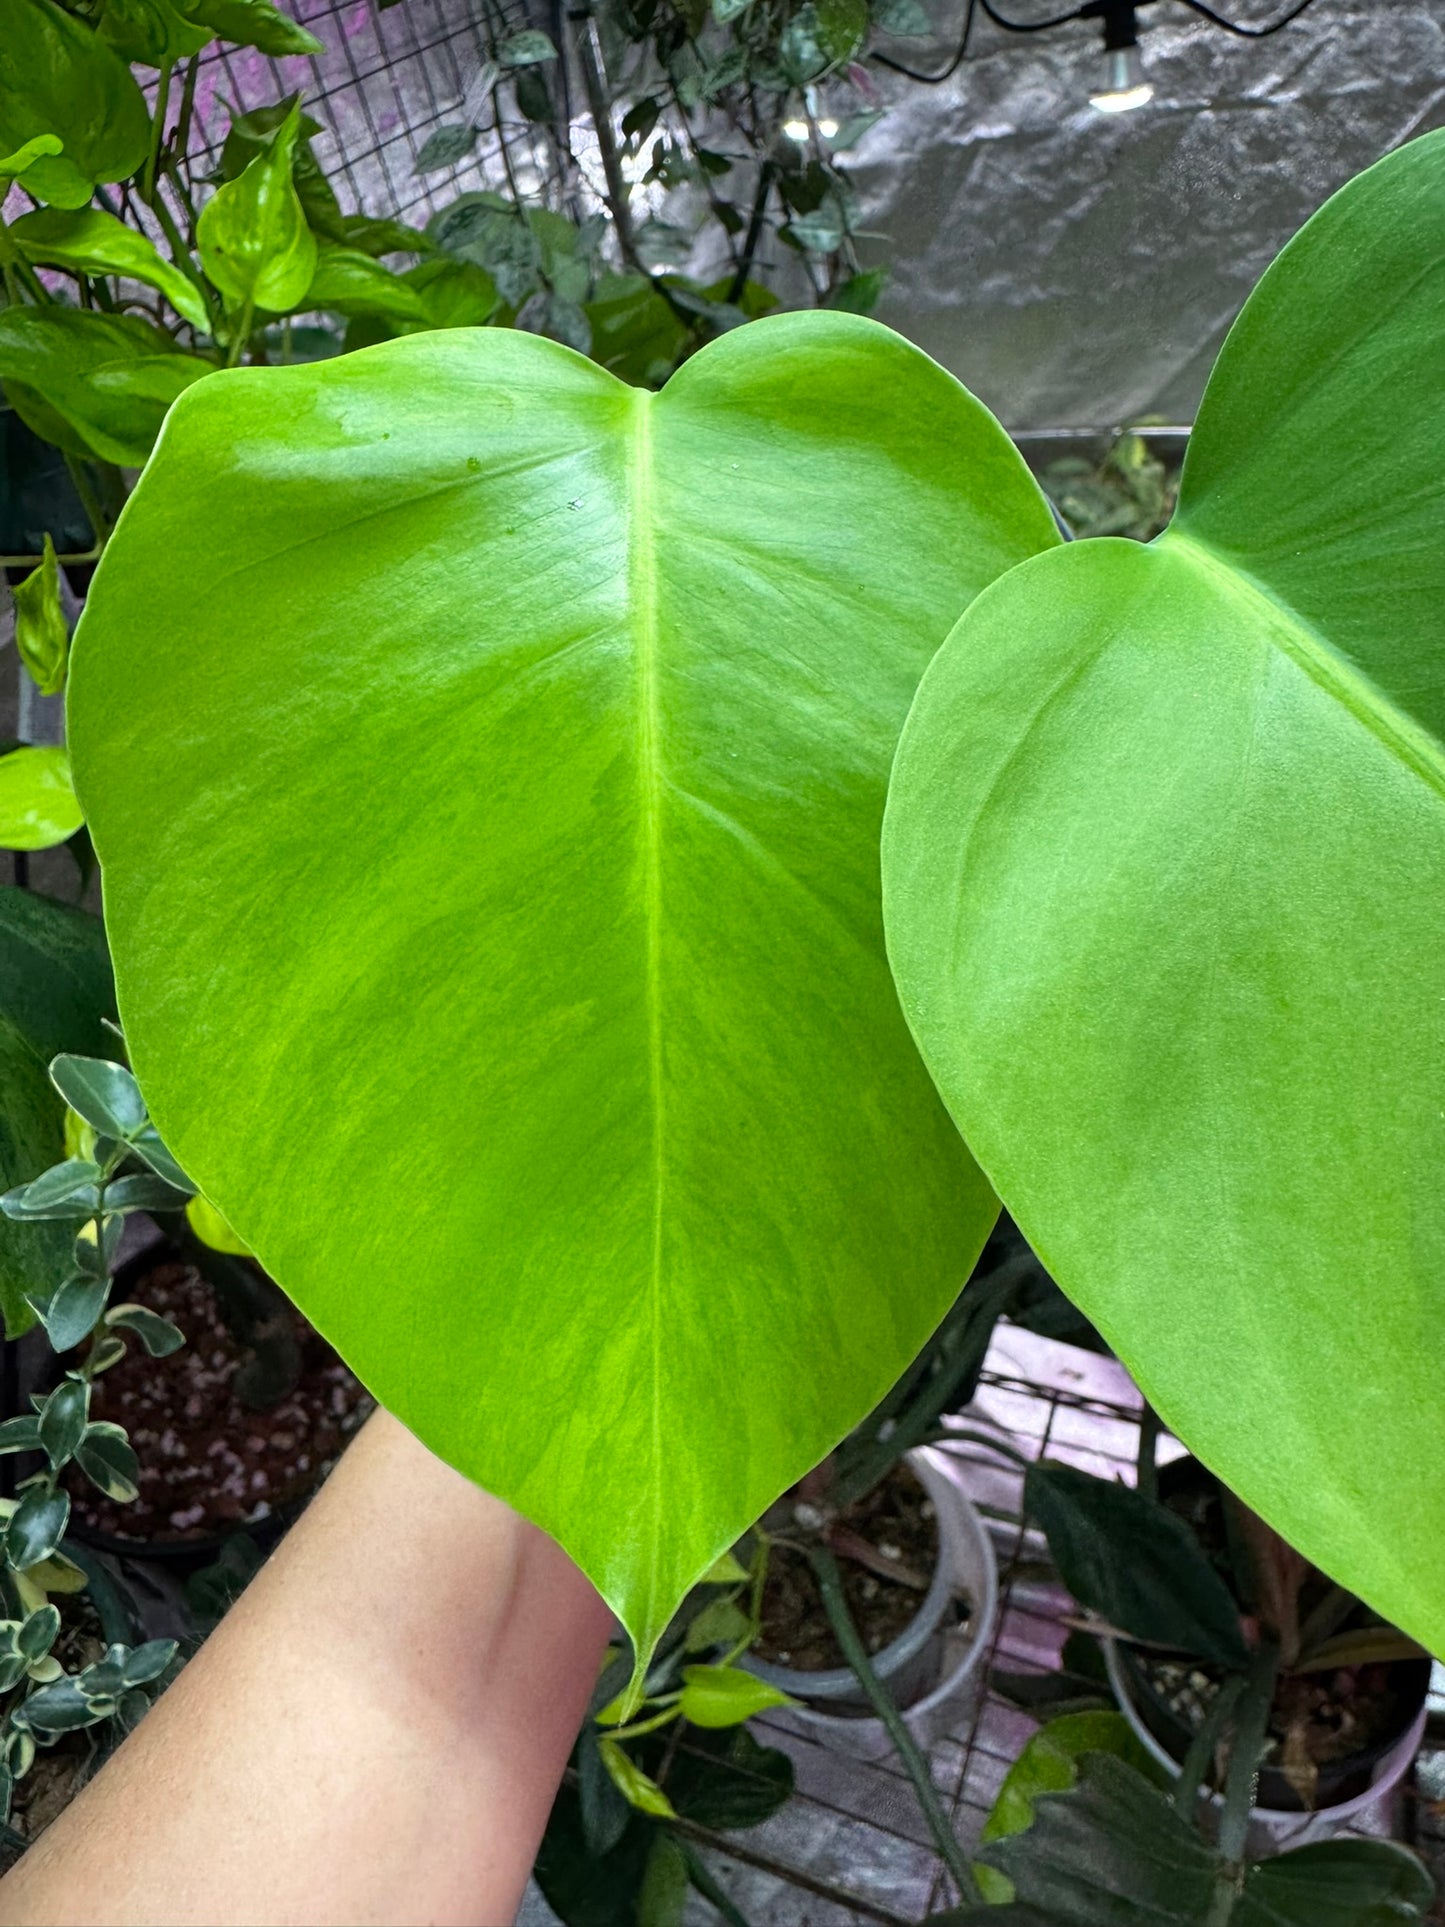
[0,1408,613,1927]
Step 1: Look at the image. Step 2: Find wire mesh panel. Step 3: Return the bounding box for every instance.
[179,0,550,233]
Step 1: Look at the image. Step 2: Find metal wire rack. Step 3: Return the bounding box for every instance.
[600,1321,1441,1927]
[175,0,559,235]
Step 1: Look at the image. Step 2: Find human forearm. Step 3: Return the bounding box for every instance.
[0,1408,612,1926]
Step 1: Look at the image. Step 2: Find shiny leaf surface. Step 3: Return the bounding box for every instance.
[0,308,211,467]
[0,0,149,202]
[69,315,1056,1667]
[0,747,83,851]
[12,534,69,697]
[884,134,1445,1655]
[11,207,210,331]
[198,98,317,314]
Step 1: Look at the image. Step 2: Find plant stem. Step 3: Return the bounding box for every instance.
[148,186,217,334]
[1136,1402,1161,1501]
[571,10,643,272]
[1218,1638,1279,1866]
[805,1542,982,1907]
[727,160,774,307]
[226,297,255,368]
[1173,1673,1242,1818]
[63,457,111,551]
[174,55,201,178]
[603,1704,681,1743]
[143,61,175,205]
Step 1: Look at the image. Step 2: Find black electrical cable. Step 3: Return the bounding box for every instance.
[1171,0,1320,34]
[975,0,1320,34]
[871,0,1319,87]
[873,0,979,82]
[977,0,1086,29]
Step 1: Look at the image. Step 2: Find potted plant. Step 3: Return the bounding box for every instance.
[55,1227,372,1566]
[59,127,1445,1712]
[937,1703,1437,1924]
[1021,1448,1431,1845]
[0,1051,195,1858]
[738,1254,1017,1753]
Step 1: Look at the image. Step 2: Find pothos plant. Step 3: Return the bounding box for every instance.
[60,129,1445,1731]
[0,1052,193,1836]
[0,0,917,856]
[404,0,910,370]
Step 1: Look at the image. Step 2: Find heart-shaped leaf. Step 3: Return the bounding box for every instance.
[69,316,1056,1670]
[883,134,1445,1653]
[198,97,317,316]
[0,0,150,204]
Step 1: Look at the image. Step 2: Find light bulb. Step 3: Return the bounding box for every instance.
[1089,42,1153,113]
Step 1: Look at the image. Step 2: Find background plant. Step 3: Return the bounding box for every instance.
[0,1052,193,1837]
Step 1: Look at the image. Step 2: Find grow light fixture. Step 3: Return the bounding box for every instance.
[1088,2,1152,112]
[880,0,1325,111]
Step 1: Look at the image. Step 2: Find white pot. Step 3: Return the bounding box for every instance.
[746,1445,998,1762]
[1104,1637,1427,1853]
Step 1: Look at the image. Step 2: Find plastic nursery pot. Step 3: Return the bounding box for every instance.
[1106,1452,1432,1840]
[60,1240,367,1571]
[744,1446,999,1763]
[1103,1638,1429,1853]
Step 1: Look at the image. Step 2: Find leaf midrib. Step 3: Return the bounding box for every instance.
[1163,528,1445,804]
[630,387,666,1641]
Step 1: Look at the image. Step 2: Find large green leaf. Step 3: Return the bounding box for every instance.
[0,0,150,204]
[68,315,1057,1667]
[882,132,1445,1655]
[0,887,116,1336]
[0,309,212,468]
[951,1754,1434,1925]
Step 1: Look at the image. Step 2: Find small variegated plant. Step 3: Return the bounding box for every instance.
[0,1052,195,1836]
